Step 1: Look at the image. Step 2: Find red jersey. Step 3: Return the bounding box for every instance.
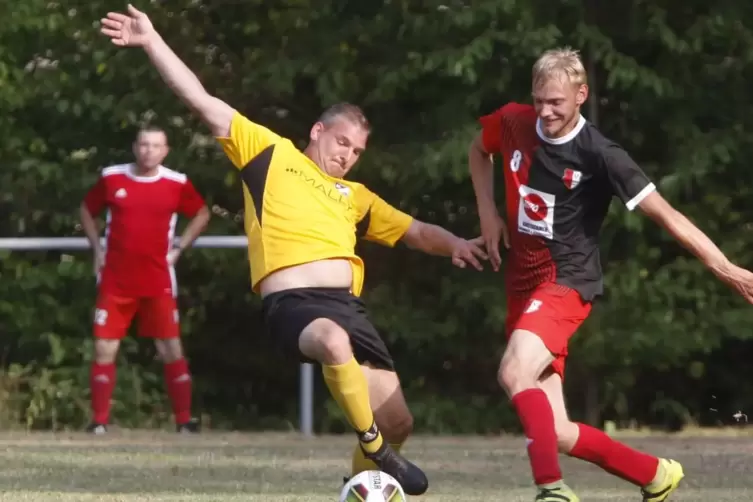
[83,163,206,298]
[480,103,654,300]
[479,103,556,294]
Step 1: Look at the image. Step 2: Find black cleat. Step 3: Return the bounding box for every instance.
[176,418,200,433]
[86,422,107,435]
[361,442,429,496]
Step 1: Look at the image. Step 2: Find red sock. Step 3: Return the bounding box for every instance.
[164,358,192,425]
[511,389,562,485]
[90,362,116,424]
[569,423,659,486]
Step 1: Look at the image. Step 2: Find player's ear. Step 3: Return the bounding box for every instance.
[310,122,325,142]
[575,84,588,106]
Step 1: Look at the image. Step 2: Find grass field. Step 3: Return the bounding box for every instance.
[1,430,752,501]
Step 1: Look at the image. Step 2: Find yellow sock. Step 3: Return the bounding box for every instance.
[322,357,383,454]
[352,442,403,475]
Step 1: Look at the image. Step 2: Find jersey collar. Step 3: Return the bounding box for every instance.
[125,163,165,182]
[536,115,586,145]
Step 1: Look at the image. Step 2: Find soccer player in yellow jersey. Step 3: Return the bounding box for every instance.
[101,5,489,495]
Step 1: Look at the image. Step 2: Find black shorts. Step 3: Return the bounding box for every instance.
[261,287,395,371]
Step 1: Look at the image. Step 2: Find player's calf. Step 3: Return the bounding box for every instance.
[154,338,196,428]
[499,330,566,491]
[89,339,120,430]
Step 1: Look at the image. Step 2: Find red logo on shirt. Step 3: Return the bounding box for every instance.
[563,168,582,190]
[522,193,548,221]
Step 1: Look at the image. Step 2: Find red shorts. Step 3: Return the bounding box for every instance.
[93,293,179,340]
[505,283,591,378]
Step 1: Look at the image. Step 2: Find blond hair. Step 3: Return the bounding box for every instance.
[532,47,587,88]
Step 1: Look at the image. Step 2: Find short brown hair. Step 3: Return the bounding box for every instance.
[317,102,371,133]
[136,125,168,143]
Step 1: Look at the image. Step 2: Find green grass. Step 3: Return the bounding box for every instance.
[0,431,750,500]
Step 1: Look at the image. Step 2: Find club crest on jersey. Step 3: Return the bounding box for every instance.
[562,168,582,190]
[334,182,351,197]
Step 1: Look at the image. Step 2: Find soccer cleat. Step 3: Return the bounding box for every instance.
[176,418,201,433]
[361,442,428,496]
[641,459,684,501]
[86,423,107,435]
[535,484,580,501]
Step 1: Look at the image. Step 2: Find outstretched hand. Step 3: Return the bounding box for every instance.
[721,263,753,305]
[100,4,156,47]
[451,236,489,271]
[478,208,510,272]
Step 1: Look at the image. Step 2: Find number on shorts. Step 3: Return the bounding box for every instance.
[94,308,108,326]
[510,149,522,172]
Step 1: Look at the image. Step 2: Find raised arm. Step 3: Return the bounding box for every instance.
[100,5,234,137]
[600,143,753,304]
[637,192,753,302]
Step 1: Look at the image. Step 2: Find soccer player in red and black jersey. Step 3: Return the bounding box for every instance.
[80,126,211,434]
[468,48,753,502]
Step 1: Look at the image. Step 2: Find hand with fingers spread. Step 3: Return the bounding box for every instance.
[450,236,489,271]
[478,206,509,272]
[100,4,156,47]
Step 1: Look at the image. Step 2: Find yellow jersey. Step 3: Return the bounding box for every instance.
[216,112,414,296]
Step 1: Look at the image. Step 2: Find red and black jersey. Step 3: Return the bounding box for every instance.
[479,102,655,301]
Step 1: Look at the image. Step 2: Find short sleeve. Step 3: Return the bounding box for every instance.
[599,144,656,211]
[178,179,206,217]
[83,177,107,215]
[216,112,284,169]
[478,107,505,154]
[355,188,414,247]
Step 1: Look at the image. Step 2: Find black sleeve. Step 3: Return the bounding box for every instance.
[598,143,656,211]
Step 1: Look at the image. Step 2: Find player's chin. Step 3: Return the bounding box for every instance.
[541,121,563,136]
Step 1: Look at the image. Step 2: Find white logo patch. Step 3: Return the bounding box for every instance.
[115,188,127,198]
[524,299,543,314]
[94,308,108,326]
[518,185,555,239]
[510,149,523,173]
[334,182,350,197]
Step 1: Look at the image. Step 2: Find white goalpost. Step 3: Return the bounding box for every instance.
[0,236,316,437]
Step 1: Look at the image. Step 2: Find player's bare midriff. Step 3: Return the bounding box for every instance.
[259,258,353,297]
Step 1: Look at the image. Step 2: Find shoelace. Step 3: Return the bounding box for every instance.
[535,487,570,501]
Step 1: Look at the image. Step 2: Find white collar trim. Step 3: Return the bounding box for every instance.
[536,115,586,145]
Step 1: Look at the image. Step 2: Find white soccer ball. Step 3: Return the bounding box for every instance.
[339,470,407,501]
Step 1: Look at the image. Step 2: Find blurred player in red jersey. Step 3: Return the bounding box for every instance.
[468,48,753,502]
[80,126,211,434]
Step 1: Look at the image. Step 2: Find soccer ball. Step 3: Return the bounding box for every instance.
[339,470,407,501]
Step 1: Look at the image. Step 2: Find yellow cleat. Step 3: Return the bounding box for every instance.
[535,483,580,502]
[641,459,685,501]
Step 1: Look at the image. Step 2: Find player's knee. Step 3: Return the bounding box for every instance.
[498,356,536,396]
[299,318,352,365]
[94,339,119,364]
[554,419,579,453]
[155,338,183,363]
